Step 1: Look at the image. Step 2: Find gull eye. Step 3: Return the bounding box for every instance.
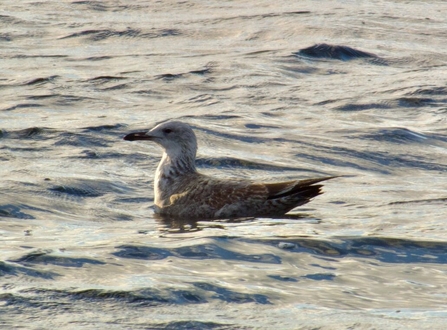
[163,128,173,134]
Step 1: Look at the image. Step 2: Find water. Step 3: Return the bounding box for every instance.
[1,0,447,328]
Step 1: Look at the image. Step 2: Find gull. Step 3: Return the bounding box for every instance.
[123,121,334,219]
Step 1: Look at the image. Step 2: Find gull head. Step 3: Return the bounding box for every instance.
[124,121,198,160]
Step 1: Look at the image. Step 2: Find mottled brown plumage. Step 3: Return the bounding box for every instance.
[124,121,334,219]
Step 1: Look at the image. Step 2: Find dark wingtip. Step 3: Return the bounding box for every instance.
[123,132,151,141]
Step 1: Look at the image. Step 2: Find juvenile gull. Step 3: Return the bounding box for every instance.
[124,121,334,219]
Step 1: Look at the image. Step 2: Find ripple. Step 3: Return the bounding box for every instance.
[4,285,270,309]
[2,103,44,111]
[4,127,48,139]
[357,127,428,144]
[86,76,127,83]
[48,185,104,198]
[0,204,35,219]
[113,243,281,264]
[196,156,303,171]
[23,76,59,86]
[11,250,106,267]
[294,43,385,63]
[60,28,181,41]
[47,178,127,199]
[253,237,447,264]
[192,282,271,304]
[0,261,58,279]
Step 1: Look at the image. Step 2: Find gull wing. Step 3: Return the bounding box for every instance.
[264,176,336,200]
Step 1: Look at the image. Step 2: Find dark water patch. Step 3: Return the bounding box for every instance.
[26,94,94,105]
[273,10,311,16]
[112,246,171,260]
[2,103,43,111]
[87,75,127,83]
[55,132,109,147]
[0,33,12,41]
[156,217,202,232]
[11,250,105,267]
[155,216,255,232]
[335,102,392,111]
[9,285,267,310]
[60,28,139,40]
[15,127,45,138]
[0,261,59,279]
[49,185,104,198]
[189,68,212,75]
[131,89,165,96]
[25,94,57,100]
[60,28,181,41]
[80,149,99,158]
[23,75,59,86]
[71,1,147,12]
[11,54,68,59]
[194,126,267,144]
[302,273,336,281]
[88,151,151,162]
[115,197,153,204]
[278,62,325,75]
[192,282,271,304]
[0,204,35,219]
[4,127,50,139]
[397,97,438,107]
[154,321,235,330]
[71,1,113,11]
[245,49,278,56]
[181,94,220,106]
[80,150,142,161]
[59,287,201,306]
[232,10,311,20]
[422,131,447,143]
[295,143,446,173]
[155,73,184,81]
[0,292,50,309]
[408,86,447,96]
[47,179,126,199]
[100,83,129,91]
[171,290,205,304]
[121,151,159,164]
[196,157,303,172]
[268,275,298,282]
[301,148,392,174]
[143,29,181,38]
[310,263,337,270]
[357,127,428,144]
[256,237,447,264]
[208,10,310,24]
[245,123,279,129]
[389,197,447,206]
[113,243,281,264]
[295,43,383,63]
[84,55,113,61]
[0,14,27,25]
[156,65,213,82]
[53,288,170,306]
[55,131,130,152]
[183,114,242,121]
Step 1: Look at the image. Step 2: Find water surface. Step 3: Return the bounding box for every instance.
[1,0,447,329]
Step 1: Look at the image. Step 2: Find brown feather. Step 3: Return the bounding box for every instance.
[265,176,336,200]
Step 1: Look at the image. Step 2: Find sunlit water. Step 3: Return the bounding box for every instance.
[1,1,447,329]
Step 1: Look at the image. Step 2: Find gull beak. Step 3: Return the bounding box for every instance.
[123,132,153,141]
